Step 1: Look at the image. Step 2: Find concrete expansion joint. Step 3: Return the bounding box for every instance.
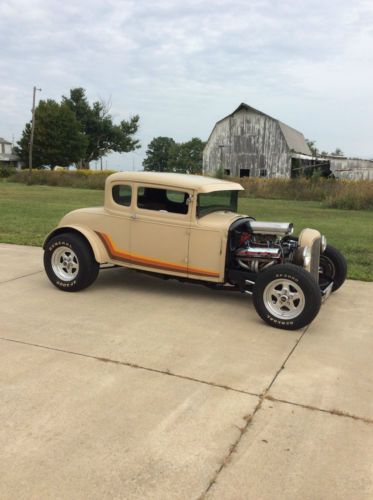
[199,392,266,499]
[0,270,43,285]
[265,395,373,425]
[94,354,260,397]
[199,326,312,498]
[266,324,310,393]
[0,336,260,398]
[200,386,373,499]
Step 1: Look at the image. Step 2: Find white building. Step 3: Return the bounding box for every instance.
[0,137,21,168]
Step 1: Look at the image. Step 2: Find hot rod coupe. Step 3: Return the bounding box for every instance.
[43,172,347,330]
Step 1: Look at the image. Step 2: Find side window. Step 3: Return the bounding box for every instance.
[137,187,189,214]
[112,184,132,206]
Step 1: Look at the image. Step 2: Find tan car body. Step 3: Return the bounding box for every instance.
[45,172,246,283]
[44,171,347,330]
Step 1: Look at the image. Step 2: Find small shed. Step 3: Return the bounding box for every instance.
[324,155,373,181]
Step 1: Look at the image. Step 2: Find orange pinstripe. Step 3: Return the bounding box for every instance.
[96,232,220,278]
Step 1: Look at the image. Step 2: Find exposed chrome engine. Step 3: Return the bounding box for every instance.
[249,221,293,236]
[235,236,284,272]
[233,220,296,272]
[235,242,282,272]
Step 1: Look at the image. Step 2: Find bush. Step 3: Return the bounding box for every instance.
[214,167,225,179]
[325,180,373,210]
[8,169,115,189]
[233,177,373,210]
[0,165,16,178]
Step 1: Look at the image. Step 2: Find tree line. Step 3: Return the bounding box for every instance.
[305,139,344,157]
[16,88,140,169]
[16,87,205,173]
[142,136,205,174]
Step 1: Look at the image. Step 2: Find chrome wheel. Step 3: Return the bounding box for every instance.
[51,246,79,281]
[263,279,305,320]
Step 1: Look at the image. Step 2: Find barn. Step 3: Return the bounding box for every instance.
[203,103,313,178]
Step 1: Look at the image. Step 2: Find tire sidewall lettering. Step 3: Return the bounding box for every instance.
[275,273,299,283]
[56,280,77,288]
[49,241,73,252]
[266,314,293,326]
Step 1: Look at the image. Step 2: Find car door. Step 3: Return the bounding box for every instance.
[129,184,192,277]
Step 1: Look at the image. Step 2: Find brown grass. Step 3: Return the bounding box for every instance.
[8,169,114,190]
[8,170,373,210]
[236,177,373,210]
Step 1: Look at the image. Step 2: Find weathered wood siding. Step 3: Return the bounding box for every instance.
[329,158,373,180]
[203,109,291,177]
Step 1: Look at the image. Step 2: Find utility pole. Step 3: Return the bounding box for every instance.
[29,86,42,182]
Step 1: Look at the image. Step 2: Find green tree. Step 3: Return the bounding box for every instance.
[143,136,176,172]
[167,137,205,174]
[305,138,318,156]
[16,99,88,168]
[62,88,140,168]
[331,147,344,156]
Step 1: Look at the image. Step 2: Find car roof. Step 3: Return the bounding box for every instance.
[107,171,244,193]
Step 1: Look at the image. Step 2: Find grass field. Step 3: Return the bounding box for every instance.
[1,182,372,281]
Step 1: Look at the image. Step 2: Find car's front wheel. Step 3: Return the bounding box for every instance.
[44,233,99,292]
[319,244,347,291]
[253,264,321,330]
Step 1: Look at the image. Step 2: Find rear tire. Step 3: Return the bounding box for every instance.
[44,233,99,292]
[253,264,321,330]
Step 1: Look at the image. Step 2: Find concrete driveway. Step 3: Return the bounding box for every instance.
[1,243,372,499]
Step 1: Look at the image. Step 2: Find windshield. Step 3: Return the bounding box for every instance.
[197,190,238,218]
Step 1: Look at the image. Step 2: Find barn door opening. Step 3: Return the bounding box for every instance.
[240,168,250,178]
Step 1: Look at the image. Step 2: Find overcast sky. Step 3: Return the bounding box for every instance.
[1,0,372,169]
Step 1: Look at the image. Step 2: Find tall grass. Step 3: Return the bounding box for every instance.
[8,170,373,211]
[8,169,114,190]
[237,177,373,210]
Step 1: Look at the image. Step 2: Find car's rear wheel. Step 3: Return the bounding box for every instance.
[253,264,321,330]
[44,233,99,291]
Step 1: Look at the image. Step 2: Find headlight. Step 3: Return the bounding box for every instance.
[302,246,311,267]
[321,235,327,253]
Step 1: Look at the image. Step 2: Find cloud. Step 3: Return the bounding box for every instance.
[0,0,372,166]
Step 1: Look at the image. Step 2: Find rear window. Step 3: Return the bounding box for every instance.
[112,184,132,206]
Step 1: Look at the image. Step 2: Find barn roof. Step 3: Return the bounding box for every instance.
[0,137,12,145]
[277,121,312,156]
[209,103,312,156]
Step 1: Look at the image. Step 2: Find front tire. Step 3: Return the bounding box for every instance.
[253,264,321,330]
[319,245,347,291]
[44,233,99,292]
